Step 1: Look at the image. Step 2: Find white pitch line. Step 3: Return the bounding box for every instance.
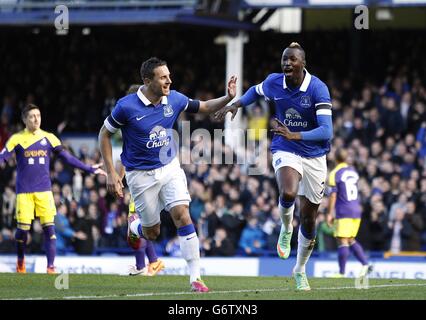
[9,282,426,300]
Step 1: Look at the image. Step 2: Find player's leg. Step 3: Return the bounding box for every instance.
[127,200,142,250]
[293,155,327,290]
[35,191,57,274]
[347,219,371,277]
[146,240,165,276]
[126,170,163,241]
[161,160,207,292]
[293,197,319,290]
[15,193,35,273]
[169,204,208,292]
[129,238,149,275]
[336,236,350,277]
[127,200,164,275]
[272,152,302,259]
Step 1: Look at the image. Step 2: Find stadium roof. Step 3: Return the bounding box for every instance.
[0,0,425,27]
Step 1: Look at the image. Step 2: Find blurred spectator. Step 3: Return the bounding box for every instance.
[221,203,245,248]
[262,207,281,252]
[55,203,87,254]
[238,217,266,256]
[368,198,389,251]
[0,228,15,253]
[203,227,235,256]
[165,236,182,257]
[72,207,95,255]
[1,186,15,229]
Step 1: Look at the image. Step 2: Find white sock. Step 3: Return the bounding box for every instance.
[178,232,201,283]
[279,203,294,232]
[130,219,141,236]
[294,228,316,273]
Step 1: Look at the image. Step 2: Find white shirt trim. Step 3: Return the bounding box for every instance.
[315,102,332,107]
[316,109,332,116]
[255,83,265,96]
[104,118,118,133]
[283,68,311,92]
[137,86,168,106]
[299,69,311,92]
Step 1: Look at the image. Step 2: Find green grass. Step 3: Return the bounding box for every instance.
[0,273,425,300]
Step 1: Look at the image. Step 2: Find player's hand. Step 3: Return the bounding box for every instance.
[107,170,124,198]
[214,103,239,121]
[226,75,237,100]
[270,118,301,140]
[326,214,334,227]
[92,162,107,176]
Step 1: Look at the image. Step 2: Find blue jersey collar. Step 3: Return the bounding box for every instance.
[283,68,311,92]
[137,86,168,106]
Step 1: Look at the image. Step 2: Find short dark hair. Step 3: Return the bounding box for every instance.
[126,84,141,95]
[21,103,40,120]
[140,57,167,81]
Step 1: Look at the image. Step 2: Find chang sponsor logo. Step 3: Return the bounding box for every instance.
[147,125,170,149]
[284,108,308,128]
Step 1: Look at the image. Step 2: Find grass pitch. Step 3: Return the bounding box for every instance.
[0,273,425,300]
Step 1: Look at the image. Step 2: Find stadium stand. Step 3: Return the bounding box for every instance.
[0,11,425,259]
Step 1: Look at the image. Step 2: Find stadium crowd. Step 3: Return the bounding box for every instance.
[0,27,425,257]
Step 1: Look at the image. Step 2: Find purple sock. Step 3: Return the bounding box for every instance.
[43,225,56,268]
[15,228,28,262]
[350,241,368,265]
[338,245,350,275]
[145,240,158,263]
[135,249,146,270]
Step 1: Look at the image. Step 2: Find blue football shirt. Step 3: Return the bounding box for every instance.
[256,70,332,157]
[104,87,198,170]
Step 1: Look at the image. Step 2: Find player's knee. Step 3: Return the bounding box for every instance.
[300,216,316,231]
[280,190,297,202]
[170,205,192,227]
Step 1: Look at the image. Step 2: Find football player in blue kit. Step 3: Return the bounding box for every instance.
[216,42,333,290]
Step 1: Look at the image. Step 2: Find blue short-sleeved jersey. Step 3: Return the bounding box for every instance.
[256,70,332,157]
[104,87,198,170]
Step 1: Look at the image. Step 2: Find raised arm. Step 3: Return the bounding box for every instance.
[197,76,237,114]
[214,83,262,121]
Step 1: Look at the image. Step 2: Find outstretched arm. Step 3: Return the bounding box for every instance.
[99,125,124,198]
[214,84,261,121]
[197,76,237,114]
[55,148,106,176]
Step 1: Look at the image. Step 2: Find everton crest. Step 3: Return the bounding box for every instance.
[300,95,311,108]
[163,104,174,117]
